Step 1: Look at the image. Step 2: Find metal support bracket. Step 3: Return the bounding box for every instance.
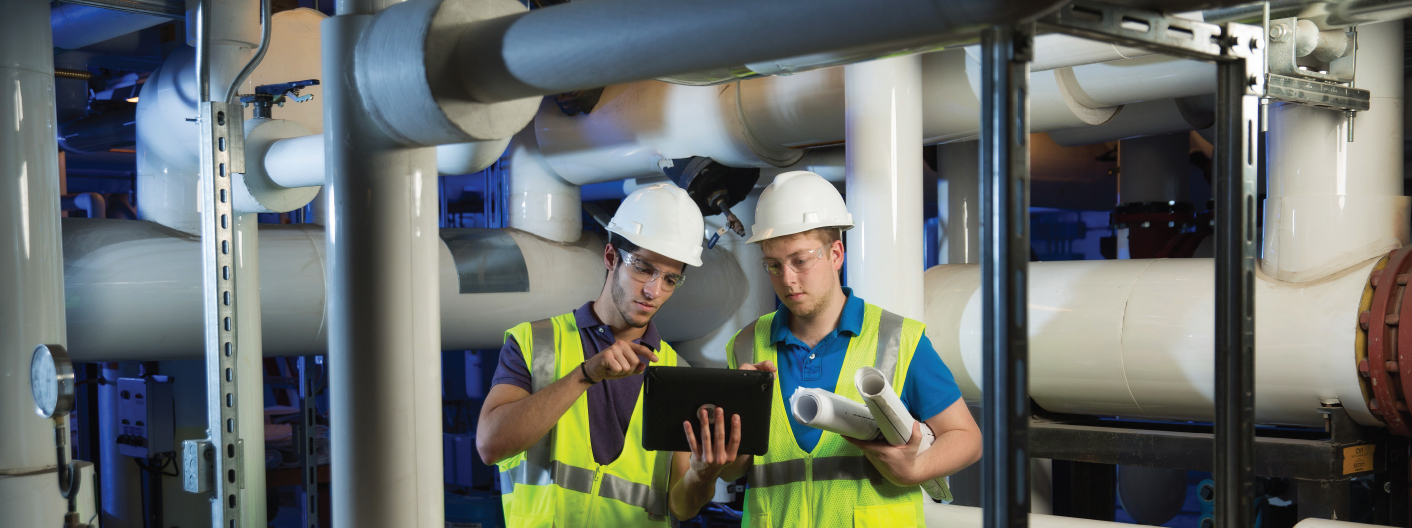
[979,21,1033,528]
[1041,3,1263,527]
[297,356,321,528]
[198,100,246,528]
[182,439,214,494]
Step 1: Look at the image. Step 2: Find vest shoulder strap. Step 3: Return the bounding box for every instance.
[872,308,906,384]
[527,317,558,394]
[731,319,759,369]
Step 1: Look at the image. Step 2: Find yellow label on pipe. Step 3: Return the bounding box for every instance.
[1342,444,1375,475]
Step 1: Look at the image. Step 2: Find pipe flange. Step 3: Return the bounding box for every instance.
[1360,246,1412,436]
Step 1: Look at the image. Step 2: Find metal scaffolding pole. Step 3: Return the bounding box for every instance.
[979,22,1033,528]
[1213,29,1263,528]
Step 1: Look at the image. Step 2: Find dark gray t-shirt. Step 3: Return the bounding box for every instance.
[492,301,678,465]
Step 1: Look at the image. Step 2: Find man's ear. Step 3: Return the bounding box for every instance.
[603,243,618,271]
[831,239,846,271]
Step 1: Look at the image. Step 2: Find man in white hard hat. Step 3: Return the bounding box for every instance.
[477,183,717,527]
[669,171,982,526]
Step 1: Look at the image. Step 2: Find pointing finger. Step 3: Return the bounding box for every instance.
[628,342,660,363]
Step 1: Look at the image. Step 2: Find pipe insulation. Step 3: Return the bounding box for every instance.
[449,0,1066,103]
[1263,21,1410,284]
[0,1,76,526]
[535,48,1218,186]
[924,258,1378,429]
[60,219,748,361]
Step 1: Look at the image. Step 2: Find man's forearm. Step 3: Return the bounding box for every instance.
[478,373,592,464]
[669,469,718,520]
[910,428,982,483]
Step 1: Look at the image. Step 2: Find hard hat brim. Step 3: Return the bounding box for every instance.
[745,220,854,244]
[607,227,705,267]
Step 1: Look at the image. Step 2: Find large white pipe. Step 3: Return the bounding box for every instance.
[845,55,926,320]
[535,80,799,185]
[925,258,1376,429]
[1263,21,1409,283]
[324,6,445,525]
[506,125,582,243]
[0,1,73,526]
[925,503,1133,528]
[62,220,747,361]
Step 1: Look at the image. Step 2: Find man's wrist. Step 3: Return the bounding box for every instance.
[579,362,599,385]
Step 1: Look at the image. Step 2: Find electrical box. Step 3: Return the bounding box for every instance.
[116,376,174,458]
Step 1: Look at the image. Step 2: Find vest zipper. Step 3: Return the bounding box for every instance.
[585,468,604,527]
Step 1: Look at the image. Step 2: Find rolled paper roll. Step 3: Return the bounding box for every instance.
[855,366,950,502]
[789,387,883,441]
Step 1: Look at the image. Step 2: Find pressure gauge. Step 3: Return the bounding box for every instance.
[30,344,75,419]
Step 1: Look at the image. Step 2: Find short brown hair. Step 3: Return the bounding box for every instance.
[761,227,844,253]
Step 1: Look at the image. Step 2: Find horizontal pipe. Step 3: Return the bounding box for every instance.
[925,503,1132,527]
[924,258,1377,429]
[61,219,746,361]
[265,133,326,188]
[452,0,1066,103]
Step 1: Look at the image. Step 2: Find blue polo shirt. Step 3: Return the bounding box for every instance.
[772,288,962,452]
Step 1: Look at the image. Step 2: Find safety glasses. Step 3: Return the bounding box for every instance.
[761,245,829,277]
[618,250,686,291]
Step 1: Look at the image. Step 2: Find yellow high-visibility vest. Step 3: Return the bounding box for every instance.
[498,313,678,528]
[726,303,945,528]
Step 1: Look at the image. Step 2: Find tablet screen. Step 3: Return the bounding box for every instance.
[641,366,773,456]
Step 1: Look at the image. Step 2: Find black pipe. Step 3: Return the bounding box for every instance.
[452,0,1067,104]
[979,23,1032,528]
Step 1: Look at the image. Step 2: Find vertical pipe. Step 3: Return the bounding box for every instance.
[843,54,925,319]
[234,215,267,527]
[0,0,68,525]
[1263,21,1407,282]
[1118,133,1191,204]
[100,364,142,527]
[940,141,981,265]
[323,7,444,527]
[1213,39,1260,528]
[979,24,1032,528]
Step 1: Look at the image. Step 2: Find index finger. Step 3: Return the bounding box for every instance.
[628,342,660,363]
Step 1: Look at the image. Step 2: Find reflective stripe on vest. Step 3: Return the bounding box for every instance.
[749,456,885,488]
[874,310,904,379]
[501,319,560,494]
[732,320,757,370]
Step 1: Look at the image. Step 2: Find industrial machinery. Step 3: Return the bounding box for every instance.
[6,0,1412,527]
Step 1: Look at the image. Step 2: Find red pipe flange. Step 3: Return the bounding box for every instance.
[1363,246,1412,436]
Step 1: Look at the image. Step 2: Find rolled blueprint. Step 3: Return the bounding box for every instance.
[789,387,885,441]
[855,366,949,501]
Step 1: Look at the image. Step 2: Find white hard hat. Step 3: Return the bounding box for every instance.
[745,171,853,244]
[607,183,705,267]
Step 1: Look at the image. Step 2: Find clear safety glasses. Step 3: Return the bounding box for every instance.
[618,250,686,291]
[762,245,829,277]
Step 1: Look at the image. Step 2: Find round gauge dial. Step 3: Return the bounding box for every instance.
[30,344,74,419]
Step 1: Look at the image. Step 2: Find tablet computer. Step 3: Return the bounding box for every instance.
[641,366,773,456]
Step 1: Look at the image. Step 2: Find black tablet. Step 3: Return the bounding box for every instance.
[641,366,773,456]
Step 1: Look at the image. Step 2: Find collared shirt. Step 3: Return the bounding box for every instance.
[772,288,962,452]
[492,301,666,465]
